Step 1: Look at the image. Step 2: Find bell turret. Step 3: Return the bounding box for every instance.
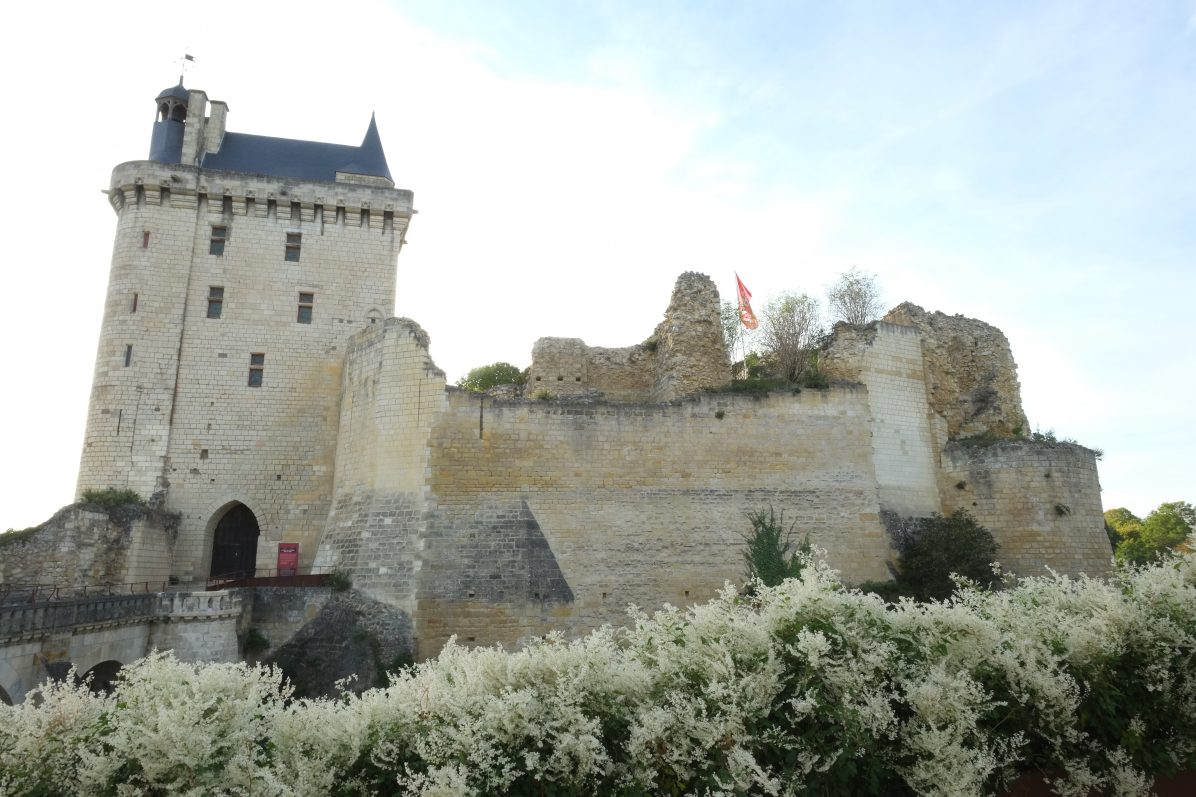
[148,80,189,163]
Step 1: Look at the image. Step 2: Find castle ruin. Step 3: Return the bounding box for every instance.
[11,82,1112,660]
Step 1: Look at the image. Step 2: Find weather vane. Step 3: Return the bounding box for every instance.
[178,52,196,84]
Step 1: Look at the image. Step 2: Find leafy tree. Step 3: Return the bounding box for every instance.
[720,300,753,366]
[741,506,809,587]
[457,362,524,393]
[891,509,999,601]
[759,292,822,383]
[826,268,883,326]
[1110,501,1194,565]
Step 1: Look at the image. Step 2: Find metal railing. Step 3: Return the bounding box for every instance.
[0,565,337,606]
[205,566,335,591]
[0,581,174,605]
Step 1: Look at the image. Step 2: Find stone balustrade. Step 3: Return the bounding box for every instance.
[0,590,240,642]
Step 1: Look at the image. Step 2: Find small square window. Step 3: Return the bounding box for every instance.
[297,292,314,324]
[285,232,301,262]
[248,353,265,387]
[210,225,227,256]
[207,286,224,319]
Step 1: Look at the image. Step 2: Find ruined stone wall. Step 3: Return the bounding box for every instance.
[650,271,732,399]
[0,504,176,588]
[527,273,730,402]
[313,318,445,620]
[528,338,655,401]
[416,387,893,658]
[882,303,1028,439]
[939,441,1111,579]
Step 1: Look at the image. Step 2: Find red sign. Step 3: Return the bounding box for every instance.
[277,543,299,577]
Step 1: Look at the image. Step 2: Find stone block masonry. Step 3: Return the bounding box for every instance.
[940,441,1112,579]
[77,153,413,581]
[417,387,895,657]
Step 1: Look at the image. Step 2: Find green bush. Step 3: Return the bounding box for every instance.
[741,506,809,587]
[327,570,353,592]
[0,526,41,547]
[80,487,144,510]
[5,554,1196,796]
[887,509,999,601]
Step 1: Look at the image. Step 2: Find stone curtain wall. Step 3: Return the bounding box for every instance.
[939,441,1112,578]
[416,387,894,658]
[527,273,730,402]
[0,505,175,589]
[883,303,1029,439]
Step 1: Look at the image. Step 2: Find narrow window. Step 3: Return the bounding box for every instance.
[297,292,314,324]
[285,232,301,262]
[207,286,224,319]
[124,344,133,367]
[210,225,227,256]
[131,293,138,313]
[142,231,150,248]
[248,353,265,387]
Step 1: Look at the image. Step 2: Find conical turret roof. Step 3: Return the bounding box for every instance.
[337,114,393,182]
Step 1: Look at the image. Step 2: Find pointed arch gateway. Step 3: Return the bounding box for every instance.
[209,502,261,579]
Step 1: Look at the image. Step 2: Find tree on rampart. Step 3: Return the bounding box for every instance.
[826,267,883,327]
[457,362,525,393]
[759,292,823,383]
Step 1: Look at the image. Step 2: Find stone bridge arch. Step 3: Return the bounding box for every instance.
[78,659,124,694]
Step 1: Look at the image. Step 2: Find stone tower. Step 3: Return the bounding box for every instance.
[76,82,414,581]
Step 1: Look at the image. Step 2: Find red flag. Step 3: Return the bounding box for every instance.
[735,273,758,329]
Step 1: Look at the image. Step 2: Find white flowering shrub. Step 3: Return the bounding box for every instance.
[2,551,1195,796]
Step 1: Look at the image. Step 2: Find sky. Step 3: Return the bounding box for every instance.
[1,0,1193,530]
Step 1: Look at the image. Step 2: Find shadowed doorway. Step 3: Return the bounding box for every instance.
[209,503,260,579]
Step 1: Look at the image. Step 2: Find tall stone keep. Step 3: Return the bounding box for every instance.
[77,81,413,581]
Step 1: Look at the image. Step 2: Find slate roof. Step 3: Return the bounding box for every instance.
[201,115,393,183]
[156,82,190,103]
